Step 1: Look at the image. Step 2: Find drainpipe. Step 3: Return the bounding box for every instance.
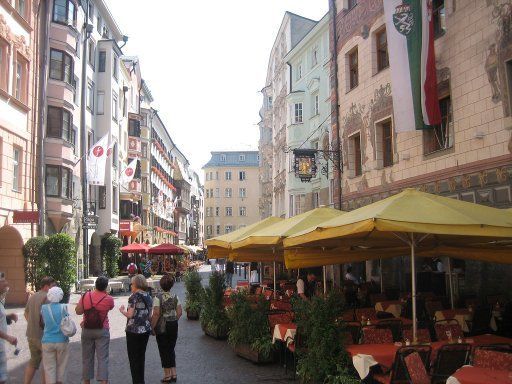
[36,0,51,236]
[329,0,342,210]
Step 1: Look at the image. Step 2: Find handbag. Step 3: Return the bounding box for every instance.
[45,304,77,337]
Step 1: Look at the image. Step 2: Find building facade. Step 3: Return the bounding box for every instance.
[330,0,512,294]
[0,0,39,304]
[203,151,259,239]
[259,12,318,219]
[284,13,332,216]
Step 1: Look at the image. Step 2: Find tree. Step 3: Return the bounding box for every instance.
[23,236,48,291]
[101,234,122,278]
[41,234,76,296]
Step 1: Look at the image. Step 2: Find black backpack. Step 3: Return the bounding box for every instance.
[83,292,107,329]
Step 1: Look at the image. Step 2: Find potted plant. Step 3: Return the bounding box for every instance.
[200,271,229,339]
[41,234,76,303]
[227,291,276,363]
[101,234,122,278]
[184,270,203,320]
[23,236,48,292]
[292,291,352,384]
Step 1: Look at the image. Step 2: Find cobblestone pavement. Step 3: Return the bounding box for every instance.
[5,266,293,383]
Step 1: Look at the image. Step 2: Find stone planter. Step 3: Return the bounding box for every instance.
[186,309,200,320]
[233,344,275,364]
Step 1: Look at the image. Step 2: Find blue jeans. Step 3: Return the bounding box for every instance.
[226,273,233,288]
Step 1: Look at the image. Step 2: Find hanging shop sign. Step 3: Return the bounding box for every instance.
[293,149,317,182]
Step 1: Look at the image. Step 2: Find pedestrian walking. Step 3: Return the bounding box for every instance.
[151,274,182,383]
[119,274,153,384]
[0,276,19,384]
[41,287,70,384]
[210,258,216,272]
[75,276,115,384]
[23,276,55,384]
[225,261,234,288]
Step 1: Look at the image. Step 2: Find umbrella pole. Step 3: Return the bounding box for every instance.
[410,233,418,343]
[273,248,277,300]
[447,257,454,309]
[380,258,384,294]
[323,266,327,296]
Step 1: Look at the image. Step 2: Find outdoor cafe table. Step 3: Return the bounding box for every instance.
[272,323,297,346]
[347,334,512,379]
[435,309,472,332]
[375,300,403,318]
[446,366,512,384]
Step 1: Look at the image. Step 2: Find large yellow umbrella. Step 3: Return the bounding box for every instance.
[230,207,345,296]
[283,188,512,340]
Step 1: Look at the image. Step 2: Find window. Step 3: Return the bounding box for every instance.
[507,60,512,112]
[376,29,389,72]
[225,225,233,234]
[53,0,76,26]
[99,186,106,209]
[96,16,102,34]
[382,121,393,167]
[142,176,148,193]
[97,91,104,114]
[112,55,118,80]
[267,96,273,109]
[216,225,220,235]
[313,94,319,115]
[294,194,305,216]
[112,186,118,213]
[215,207,220,216]
[239,188,246,198]
[205,189,210,198]
[226,207,232,216]
[73,75,79,104]
[349,48,359,90]
[0,39,9,91]
[239,206,246,216]
[433,0,446,38]
[87,80,94,112]
[312,47,318,67]
[206,225,212,236]
[141,142,148,158]
[225,188,232,198]
[47,106,73,143]
[353,134,362,176]
[239,154,245,162]
[294,103,303,123]
[49,49,73,84]
[98,51,106,72]
[313,191,320,208]
[88,40,95,68]
[15,0,27,19]
[88,2,94,21]
[239,171,246,181]
[15,54,28,103]
[214,188,219,197]
[12,147,21,192]
[220,154,226,162]
[225,171,232,180]
[45,165,72,199]
[424,96,453,154]
[112,92,118,122]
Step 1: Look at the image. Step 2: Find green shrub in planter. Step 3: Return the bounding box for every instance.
[227,291,275,362]
[41,234,76,296]
[200,271,229,338]
[292,291,351,384]
[23,236,48,291]
[184,270,203,319]
[101,234,122,278]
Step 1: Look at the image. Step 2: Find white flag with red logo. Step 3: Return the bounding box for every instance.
[106,139,116,158]
[86,134,109,185]
[119,158,138,185]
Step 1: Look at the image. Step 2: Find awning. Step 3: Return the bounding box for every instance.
[120,243,150,253]
[148,243,184,255]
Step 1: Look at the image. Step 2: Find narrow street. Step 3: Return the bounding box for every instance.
[5,268,291,383]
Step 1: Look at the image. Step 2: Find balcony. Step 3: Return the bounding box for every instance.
[128,137,142,154]
[175,198,191,214]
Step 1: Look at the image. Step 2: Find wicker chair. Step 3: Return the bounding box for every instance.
[431,343,471,384]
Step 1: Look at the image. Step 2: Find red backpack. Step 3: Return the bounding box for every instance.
[83,292,107,329]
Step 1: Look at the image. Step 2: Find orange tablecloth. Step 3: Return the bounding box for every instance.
[272,323,297,346]
[447,366,512,384]
[375,301,403,318]
[435,309,472,332]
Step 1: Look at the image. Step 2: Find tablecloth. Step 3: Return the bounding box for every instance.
[346,344,400,378]
[446,365,512,384]
[435,309,472,332]
[272,323,297,346]
[375,301,403,318]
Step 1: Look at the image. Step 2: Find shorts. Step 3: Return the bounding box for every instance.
[0,345,6,382]
[28,338,43,369]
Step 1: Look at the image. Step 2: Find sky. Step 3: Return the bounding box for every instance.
[106,0,327,174]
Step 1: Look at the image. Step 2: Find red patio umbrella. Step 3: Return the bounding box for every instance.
[120,243,150,253]
[148,243,184,255]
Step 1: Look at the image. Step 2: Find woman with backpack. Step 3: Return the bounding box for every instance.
[75,276,115,384]
[119,274,153,384]
[151,274,182,383]
[41,286,72,384]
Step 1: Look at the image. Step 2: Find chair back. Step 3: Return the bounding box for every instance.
[389,345,431,383]
[434,320,463,341]
[361,327,393,344]
[404,351,431,384]
[355,307,378,322]
[267,311,293,330]
[403,328,431,343]
[432,343,471,381]
[376,319,403,342]
[473,346,512,371]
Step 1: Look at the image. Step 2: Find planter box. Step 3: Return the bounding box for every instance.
[186,310,199,320]
[233,344,275,364]
[201,324,228,340]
